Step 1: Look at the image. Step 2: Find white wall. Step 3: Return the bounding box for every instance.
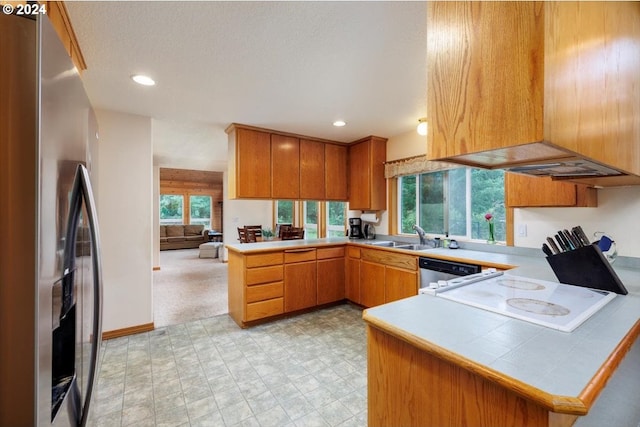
[514,186,640,257]
[152,166,160,269]
[221,171,273,261]
[96,109,153,332]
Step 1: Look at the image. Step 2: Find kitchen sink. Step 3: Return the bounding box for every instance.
[363,241,434,251]
[366,240,397,247]
[393,244,434,251]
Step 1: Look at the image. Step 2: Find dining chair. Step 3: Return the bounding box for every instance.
[244,225,262,239]
[237,227,247,243]
[277,224,292,239]
[244,227,258,243]
[281,227,305,240]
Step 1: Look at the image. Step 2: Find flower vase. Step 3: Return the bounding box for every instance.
[487,222,496,244]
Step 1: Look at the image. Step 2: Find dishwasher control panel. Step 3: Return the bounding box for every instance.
[419,269,503,295]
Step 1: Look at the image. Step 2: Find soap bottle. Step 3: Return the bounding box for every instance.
[443,232,450,248]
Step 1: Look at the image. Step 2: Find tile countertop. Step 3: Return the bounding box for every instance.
[226,237,640,417]
[363,247,640,415]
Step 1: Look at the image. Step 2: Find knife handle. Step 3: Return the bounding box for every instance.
[542,243,553,257]
[562,229,578,249]
[573,226,591,246]
[546,237,560,254]
[555,233,568,252]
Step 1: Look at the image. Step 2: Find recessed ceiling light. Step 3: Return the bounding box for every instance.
[131,74,156,86]
[333,120,346,127]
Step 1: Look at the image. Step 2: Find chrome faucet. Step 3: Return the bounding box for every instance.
[413,224,428,245]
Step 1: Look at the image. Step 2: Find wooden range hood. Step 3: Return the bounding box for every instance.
[425,2,640,188]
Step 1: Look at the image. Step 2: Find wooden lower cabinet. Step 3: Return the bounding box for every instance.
[384,266,418,303]
[284,248,317,313]
[317,247,345,305]
[346,247,361,304]
[228,250,284,327]
[357,248,419,308]
[361,261,385,308]
[367,325,573,427]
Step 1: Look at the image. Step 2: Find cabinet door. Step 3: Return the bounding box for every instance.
[505,173,597,207]
[325,144,348,200]
[385,266,417,303]
[360,260,385,308]
[317,257,345,305]
[300,139,325,200]
[349,141,370,209]
[271,134,300,199]
[346,256,361,304]
[231,128,272,198]
[284,261,317,312]
[349,137,387,210]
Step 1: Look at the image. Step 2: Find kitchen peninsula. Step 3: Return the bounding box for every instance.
[226,239,640,426]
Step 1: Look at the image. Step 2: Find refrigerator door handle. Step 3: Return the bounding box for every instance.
[63,164,103,426]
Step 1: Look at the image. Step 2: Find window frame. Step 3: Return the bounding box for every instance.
[396,168,506,243]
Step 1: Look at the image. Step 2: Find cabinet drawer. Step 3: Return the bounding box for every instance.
[361,248,417,271]
[246,297,283,321]
[284,248,317,263]
[317,246,345,260]
[246,282,284,303]
[246,265,283,285]
[246,252,283,268]
[347,246,361,259]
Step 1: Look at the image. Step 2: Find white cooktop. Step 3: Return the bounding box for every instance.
[437,275,616,332]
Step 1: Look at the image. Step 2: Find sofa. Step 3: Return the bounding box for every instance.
[160,224,209,250]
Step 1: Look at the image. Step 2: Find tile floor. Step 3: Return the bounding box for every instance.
[90,304,368,427]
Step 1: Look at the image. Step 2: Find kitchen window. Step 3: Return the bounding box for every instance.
[273,200,347,238]
[326,201,347,237]
[303,201,319,239]
[398,168,505,242]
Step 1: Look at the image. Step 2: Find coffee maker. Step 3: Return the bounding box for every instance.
[348,218,363,239]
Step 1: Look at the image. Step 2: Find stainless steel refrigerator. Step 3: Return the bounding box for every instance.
[0,13,103,427]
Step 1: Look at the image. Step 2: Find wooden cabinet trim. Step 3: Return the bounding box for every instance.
[361,248,417,271]
[284,248,317,263]
[246,265,283,286]
[347,246,361,259]
[246,252,284,268]
[246,282,284,303]
[317,246,345,259]
[246,298,283,322]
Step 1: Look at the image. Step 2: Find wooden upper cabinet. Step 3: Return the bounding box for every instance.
[426,2,640,185]
[426,2,544,160]
[300,139,325,200]
[349,136,387,211]
[325,144,348,201]
[227,124,349,201]
[271,134,300,199]
[506,173,597,208]
[228,127,271,199]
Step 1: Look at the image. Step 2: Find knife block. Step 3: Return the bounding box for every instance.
[546,243,628,295]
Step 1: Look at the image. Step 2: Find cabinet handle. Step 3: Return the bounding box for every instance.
[285,248,316,253]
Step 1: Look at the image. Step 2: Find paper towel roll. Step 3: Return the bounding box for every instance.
[360,213,379,223]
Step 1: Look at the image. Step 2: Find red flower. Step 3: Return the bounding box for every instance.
[485,213,493,222]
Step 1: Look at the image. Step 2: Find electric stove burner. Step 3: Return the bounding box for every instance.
[498,278,545,291]
[506,298,570,316]
[435,274,617,332]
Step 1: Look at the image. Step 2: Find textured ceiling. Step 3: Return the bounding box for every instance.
[65,1,427,172]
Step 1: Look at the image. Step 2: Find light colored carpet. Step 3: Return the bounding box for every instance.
[153,248,228,328]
